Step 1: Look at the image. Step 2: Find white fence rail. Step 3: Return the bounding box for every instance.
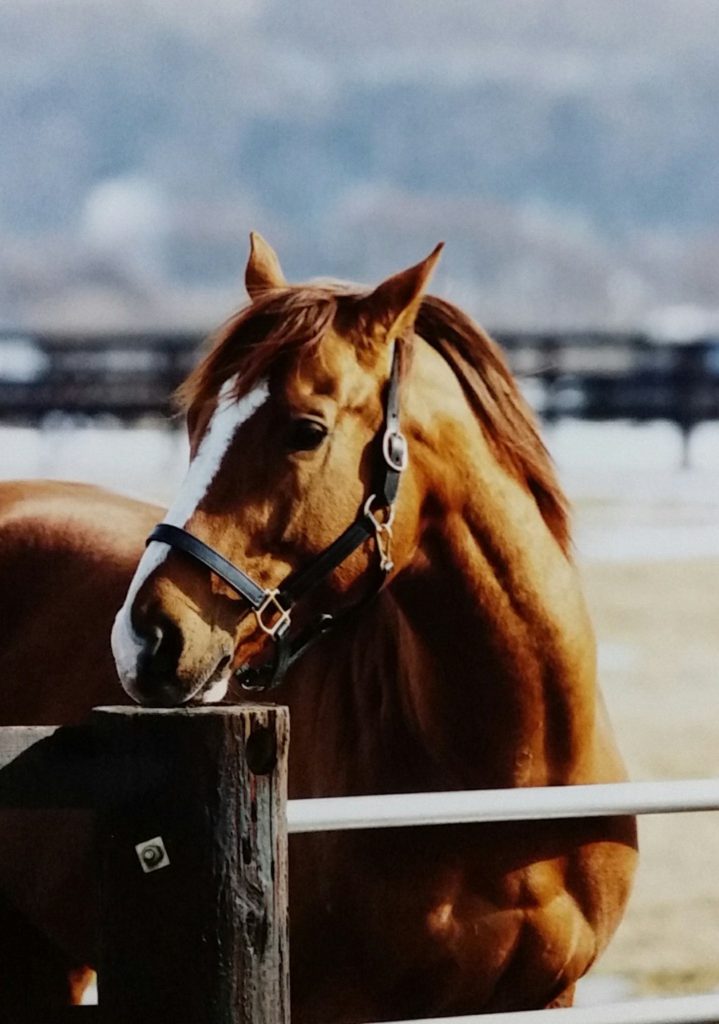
[287,776,719,833]
[288,777,719,1024]
[373,993,719,1024]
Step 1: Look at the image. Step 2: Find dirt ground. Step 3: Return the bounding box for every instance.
[575,501,719,996]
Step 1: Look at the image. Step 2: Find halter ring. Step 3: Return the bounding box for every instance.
[254,589,292,638]
[382,429,408,473]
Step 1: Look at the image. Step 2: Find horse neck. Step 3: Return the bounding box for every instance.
[390,447,601,792]
[287,396,612,799]
[283,344,626,799]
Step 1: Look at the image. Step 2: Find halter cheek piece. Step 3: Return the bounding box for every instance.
[146,344,408,692]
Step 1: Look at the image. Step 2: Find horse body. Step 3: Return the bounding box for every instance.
[271,337,633,1020]
[0,481,155,724]
[0,236,636,1020]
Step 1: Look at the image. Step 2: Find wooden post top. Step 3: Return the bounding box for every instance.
[92,703,288,716]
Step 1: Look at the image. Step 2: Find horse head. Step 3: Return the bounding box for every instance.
[111,234,443,706]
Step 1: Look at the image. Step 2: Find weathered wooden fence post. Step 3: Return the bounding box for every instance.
[92,705,289,1024]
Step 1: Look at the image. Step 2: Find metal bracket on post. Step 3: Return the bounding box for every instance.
[134,835,170,874]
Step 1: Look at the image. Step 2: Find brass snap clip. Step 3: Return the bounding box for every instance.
[364,495,396,573]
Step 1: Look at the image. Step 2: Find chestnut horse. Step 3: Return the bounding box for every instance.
[0,236,636,1021]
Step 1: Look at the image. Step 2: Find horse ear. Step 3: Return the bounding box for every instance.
[245,231,287,298]
[357,242,444,344]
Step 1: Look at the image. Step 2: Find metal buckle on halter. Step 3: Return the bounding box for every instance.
[382,429,408,473]
[254,589,292,639]
[364,495,395,573]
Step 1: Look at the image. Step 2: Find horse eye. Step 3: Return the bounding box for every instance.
[286,419,328,452]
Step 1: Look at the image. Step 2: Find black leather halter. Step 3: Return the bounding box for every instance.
[146,343,408,692]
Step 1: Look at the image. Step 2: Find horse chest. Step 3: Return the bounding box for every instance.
[288,823,596,1020]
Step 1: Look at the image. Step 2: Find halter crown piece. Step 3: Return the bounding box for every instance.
[146,343,408,692]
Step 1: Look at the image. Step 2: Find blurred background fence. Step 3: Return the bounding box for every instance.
[2,329,718,459]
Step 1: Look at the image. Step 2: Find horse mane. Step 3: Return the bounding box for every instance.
[177,286,571,555]
[416,296,571,555]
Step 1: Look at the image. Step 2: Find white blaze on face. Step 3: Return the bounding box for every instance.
[111,375,270,690]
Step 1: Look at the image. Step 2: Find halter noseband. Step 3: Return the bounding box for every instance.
[146,343,408,692]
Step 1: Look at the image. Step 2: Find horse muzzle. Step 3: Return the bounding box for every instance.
[110,605,233,707]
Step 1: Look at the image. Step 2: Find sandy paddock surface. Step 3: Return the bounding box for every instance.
[574,505,719,998]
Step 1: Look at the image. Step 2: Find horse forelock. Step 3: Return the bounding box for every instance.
[175,286,343,415]
[176,283,570,555]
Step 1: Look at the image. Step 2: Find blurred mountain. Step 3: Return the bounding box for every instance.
[2,0,719,331]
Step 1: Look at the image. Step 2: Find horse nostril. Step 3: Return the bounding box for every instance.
[136,614,183,678]
[145,624,162,657]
